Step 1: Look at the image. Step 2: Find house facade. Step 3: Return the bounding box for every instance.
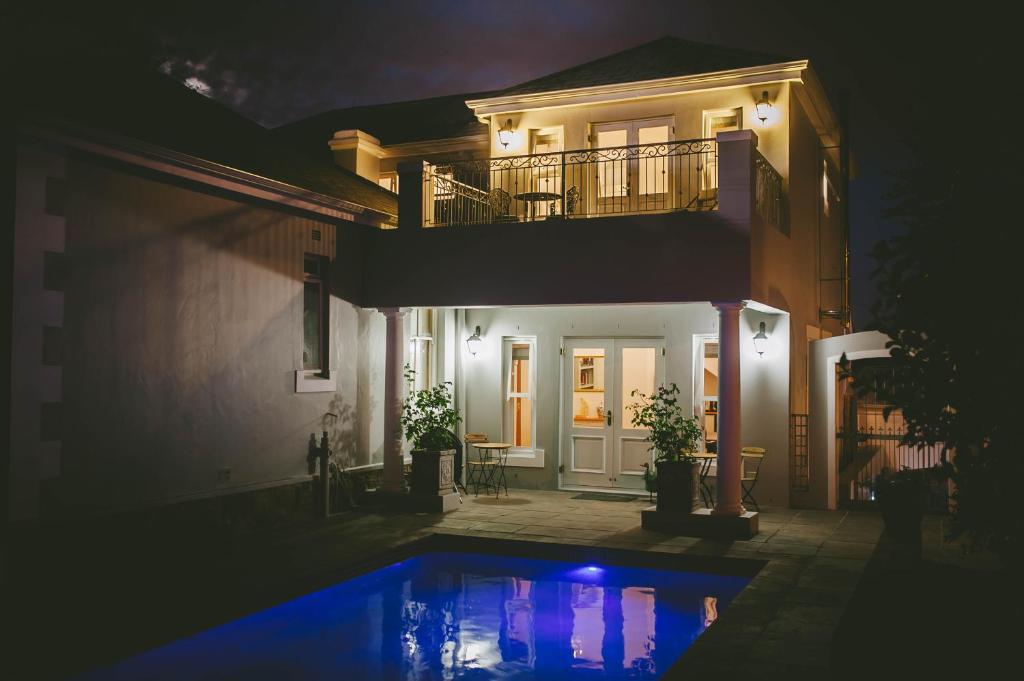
[280,37,848,512]
[6,37,848,528]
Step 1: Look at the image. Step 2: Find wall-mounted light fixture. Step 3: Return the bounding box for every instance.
[466,325,483,356]
[755,91,772,125]
[752,321,769,356]
[497,119,515,148]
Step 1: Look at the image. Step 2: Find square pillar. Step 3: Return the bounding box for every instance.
[396,160,429,229]
[716,129,758,232]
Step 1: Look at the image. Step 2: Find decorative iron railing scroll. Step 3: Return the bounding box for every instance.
[424,138,719,227]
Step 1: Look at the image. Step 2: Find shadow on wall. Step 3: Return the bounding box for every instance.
[323,397,358,470]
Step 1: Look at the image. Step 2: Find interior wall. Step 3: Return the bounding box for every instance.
[17,153,377,518]
[461,303,791,505]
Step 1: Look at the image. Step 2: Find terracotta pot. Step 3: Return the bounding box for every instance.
[410,449,455,496]
[655,460,701,513]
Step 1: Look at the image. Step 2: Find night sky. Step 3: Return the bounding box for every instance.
[12,1,1005,328]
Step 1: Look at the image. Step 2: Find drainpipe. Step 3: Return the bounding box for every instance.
[839,91,852,333]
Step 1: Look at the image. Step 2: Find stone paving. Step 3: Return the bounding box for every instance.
[10,488,894,679]
[317,489,887,679]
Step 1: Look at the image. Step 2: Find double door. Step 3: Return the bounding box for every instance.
[561,338,665,491]
[591,117,674,214]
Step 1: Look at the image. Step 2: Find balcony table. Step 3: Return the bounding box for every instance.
[513,191,562,221]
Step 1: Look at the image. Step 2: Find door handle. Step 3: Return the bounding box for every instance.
[607,411,613,426]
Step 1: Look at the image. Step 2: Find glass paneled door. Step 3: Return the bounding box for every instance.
[561,338,665,490]
[591,118,674,215]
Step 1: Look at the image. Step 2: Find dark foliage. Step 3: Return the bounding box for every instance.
[851,139,1022,566]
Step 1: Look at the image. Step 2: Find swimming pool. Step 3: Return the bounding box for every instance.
[79,545,752,680]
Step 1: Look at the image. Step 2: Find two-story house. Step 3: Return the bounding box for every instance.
[7,37,848,536]
[279,36,848,519]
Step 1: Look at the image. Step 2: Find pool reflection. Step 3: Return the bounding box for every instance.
[79,552,749,681]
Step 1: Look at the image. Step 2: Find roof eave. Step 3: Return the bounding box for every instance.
[465,60,810,119]
[21,116,398,227]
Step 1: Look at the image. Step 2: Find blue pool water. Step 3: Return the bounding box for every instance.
[81,552,750,680]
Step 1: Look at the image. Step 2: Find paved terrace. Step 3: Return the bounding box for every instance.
[8,489,958,680]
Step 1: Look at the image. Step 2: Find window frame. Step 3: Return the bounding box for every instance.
[500,336,543,468]
[303,254,330,376]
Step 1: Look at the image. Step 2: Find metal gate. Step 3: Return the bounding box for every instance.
[837,364,948,510]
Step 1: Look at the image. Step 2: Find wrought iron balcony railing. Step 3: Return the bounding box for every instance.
[423,138,719,227]
[754,150,788,233]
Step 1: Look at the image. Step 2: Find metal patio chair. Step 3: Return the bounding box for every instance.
[740,446,767,511]
[464,433,489,493]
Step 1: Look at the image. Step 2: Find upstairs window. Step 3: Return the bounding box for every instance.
[378,172,399,194]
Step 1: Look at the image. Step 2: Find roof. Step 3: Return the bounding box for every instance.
[18,61,397,219]
[487,36,790,98]
[276,91,492,155]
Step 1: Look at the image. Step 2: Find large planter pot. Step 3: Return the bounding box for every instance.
[655,460,701,513]
[877,481,926,543]
[410,449,455,496]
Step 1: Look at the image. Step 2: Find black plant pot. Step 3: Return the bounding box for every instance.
[877,481,926,543]
[410,449,455,496]
[655,460,701,513]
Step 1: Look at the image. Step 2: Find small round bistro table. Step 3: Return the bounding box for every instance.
[692,452,717,508]
[513,191,562,221]
[470,442,513,498]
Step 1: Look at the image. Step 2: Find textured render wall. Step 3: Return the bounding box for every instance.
[16,154,374,518]
[460,303,791,506]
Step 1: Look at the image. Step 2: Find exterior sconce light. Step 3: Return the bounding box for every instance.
[466,325,483,356]
[752,321,769,357]
[755,91,772,125]
[497,119,515,148]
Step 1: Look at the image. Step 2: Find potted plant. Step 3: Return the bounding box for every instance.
[875,467,928,542]
[630,384,703,513]
[401,366,462,497]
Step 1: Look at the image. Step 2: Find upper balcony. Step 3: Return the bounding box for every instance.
[362,130,787,309]
[423,137,720,227]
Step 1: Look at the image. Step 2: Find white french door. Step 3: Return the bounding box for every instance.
[591,117,674,215]
[561,338,665,490]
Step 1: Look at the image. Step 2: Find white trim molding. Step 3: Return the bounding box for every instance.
[466,61,811,118]
[381,133,489,159]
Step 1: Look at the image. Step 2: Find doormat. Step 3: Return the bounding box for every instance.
[570,492,642,502]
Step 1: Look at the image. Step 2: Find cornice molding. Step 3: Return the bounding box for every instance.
[381,133,488,159]
[466,61,810,118]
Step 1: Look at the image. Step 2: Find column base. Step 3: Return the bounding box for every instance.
[641,506,759,539]
[364,489,461,513]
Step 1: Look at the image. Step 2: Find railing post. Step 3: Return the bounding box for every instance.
[716,130,758,232]
[560,150,567,216]
[397,160,429,229]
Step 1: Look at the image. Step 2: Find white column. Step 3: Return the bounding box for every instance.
[714,302,745,516]
[381,307,407,493]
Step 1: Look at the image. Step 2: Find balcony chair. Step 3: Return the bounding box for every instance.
[740,446,767,511]
[487,188,515,222]
[565,185,580,216]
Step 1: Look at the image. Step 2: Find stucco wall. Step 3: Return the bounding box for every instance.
[15,152,382,517]
[805,331,890,509]
[461,303,791,506]
[484,83,791,185]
